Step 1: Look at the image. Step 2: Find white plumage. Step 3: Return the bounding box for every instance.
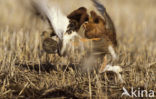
[32,0,69,40]
[32,0,84,56]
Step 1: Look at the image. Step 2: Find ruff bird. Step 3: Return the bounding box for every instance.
[32,0,121,74]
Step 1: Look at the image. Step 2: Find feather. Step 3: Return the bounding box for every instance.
[32,0,69,40]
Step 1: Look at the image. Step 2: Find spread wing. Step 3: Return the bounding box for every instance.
[31,0,84,56]
[31,0,69,40]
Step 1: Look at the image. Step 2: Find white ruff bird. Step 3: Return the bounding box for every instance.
[32,0,68,39]
[32,0,85,58]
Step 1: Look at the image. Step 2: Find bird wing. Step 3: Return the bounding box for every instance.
[32,0,69,40]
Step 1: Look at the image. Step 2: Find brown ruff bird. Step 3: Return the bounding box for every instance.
[66,6,118,72]
[82,10,117,55]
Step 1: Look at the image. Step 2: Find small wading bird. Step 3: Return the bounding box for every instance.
[32,0,123,80]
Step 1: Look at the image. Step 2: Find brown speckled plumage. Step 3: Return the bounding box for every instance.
[67,7,117,57]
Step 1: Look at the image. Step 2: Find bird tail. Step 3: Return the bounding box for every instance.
[31,0,69,40]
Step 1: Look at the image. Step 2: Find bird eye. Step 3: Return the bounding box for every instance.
[69,23,74,27]
[85,17,89,21]
[94,18,99,24]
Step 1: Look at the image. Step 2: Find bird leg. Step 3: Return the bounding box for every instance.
[99,55,107,73]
